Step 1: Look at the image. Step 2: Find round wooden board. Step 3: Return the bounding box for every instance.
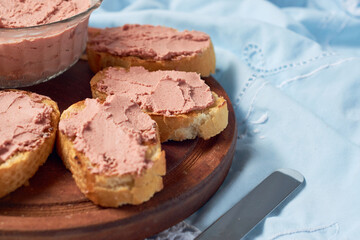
[0,61,237,240]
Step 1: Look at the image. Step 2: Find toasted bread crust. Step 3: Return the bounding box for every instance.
[90,69,229,142]
[56,100,166,207]
[0,90,60,198]
[148,93,228,142]
[86,28,216,77]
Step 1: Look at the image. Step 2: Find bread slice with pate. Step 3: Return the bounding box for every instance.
[0,90,60,198]
[87,24,216,77]
[57,95,166,207]
[90,66,228,142]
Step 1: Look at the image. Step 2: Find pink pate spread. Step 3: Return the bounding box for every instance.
[0,0,91,86]
[0,91,53,163]
[96,66,215,116]
[88,24,211,60]
[59,95,158,176]
[0,0,89,28]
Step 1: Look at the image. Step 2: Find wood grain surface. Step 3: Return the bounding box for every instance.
[0,60,237,240]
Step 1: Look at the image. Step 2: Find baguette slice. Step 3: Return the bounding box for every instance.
[147,92,228,142]
[0,90,60,198]
[57,98,166,207]
[90,67,229,142]
[87,25,216,77]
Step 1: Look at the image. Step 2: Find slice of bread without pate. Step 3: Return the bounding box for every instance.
[87,24,216,77]
[0,90,60,198]
[57,96,166,207]
[90,66,229,142]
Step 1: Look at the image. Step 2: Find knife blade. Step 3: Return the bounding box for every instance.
[195,168,305,240]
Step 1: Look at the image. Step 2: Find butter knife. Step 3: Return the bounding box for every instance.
[195,169,305,240]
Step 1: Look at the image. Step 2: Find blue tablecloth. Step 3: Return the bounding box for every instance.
[90,0,360,238]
